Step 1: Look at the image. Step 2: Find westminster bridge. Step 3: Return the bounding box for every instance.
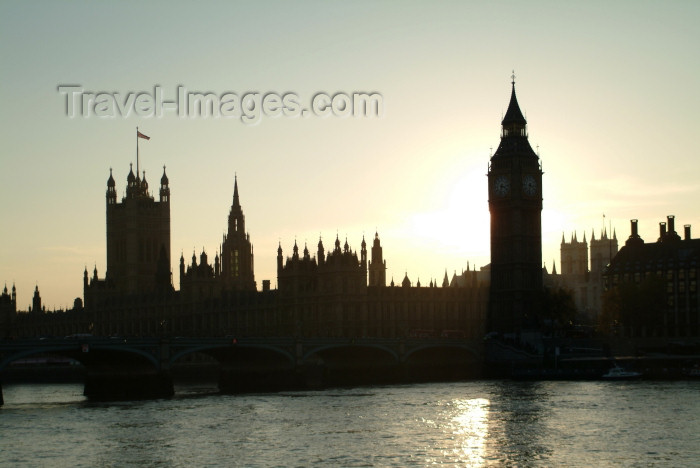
[0,335,483,405]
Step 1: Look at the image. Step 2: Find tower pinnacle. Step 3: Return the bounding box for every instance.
[233,174,240,208]
[501,77,527,127]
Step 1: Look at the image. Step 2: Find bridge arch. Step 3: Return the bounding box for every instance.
[169,343,295,367]
[302,343,399,364]
[0,344,160,371]
[402,342,482,381]
[1,345,77,371]
[403,343,481,362]
[301,343,402,387]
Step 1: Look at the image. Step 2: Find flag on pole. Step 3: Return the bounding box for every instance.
[136,128,149,179]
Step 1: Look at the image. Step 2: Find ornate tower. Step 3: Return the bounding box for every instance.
[487,76,543,333]
[220,176,256,291]
[32,285,42,313]
[590,228,618,274]
[105,164,171,294]
[368,232,386,287]
[0,283,17,338]
[317,237,325,267]
[561,232,588,276]
[159,166,170,203]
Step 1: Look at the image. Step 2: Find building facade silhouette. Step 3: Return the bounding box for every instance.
[4,80,700,349]
[276,233,487,339]
[10,159,482,340]
[604,216,699,337]
[3,84,572,340]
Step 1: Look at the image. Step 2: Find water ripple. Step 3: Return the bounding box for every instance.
[2,381,700,466]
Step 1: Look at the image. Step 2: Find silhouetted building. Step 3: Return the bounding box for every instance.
[4,91,503,340]
[84,164,173,307]
[220,176,256,291]
[487,78,543,333]
[178,177,256,300]
[0,284,17,338]
[0,282,90,338]
[31,285,42,314]
[276,232,487,339]
[553,228,619,320]
[180,249,218,302]
[105,165,171,294]
[590,228,618,275]
[277,235,369,337]
[561,232,588,276]
[604,216,700,337]
[368,232,387,287]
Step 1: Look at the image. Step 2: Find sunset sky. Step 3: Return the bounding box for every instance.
[1,1,699,309]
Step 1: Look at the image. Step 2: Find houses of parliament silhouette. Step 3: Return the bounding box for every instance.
[3,79,697,342]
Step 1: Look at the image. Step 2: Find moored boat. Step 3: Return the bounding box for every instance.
[602,365,642,380]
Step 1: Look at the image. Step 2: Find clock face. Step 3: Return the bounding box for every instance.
[523,175,537,196]
[494,175,510,197]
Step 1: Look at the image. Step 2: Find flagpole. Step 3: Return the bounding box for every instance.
[136,126,140,179]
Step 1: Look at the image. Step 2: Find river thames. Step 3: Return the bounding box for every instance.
[1,380,699,466]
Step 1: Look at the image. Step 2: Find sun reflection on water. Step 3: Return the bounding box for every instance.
[448,397,490,466]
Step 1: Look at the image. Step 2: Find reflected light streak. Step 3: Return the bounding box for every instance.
[449,397,490,465]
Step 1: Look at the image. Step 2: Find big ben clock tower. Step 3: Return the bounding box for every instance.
[487,75,543,334]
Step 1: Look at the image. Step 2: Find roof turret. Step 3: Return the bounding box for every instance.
[161,165,169,185]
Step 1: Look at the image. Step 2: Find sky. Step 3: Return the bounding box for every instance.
[1,1,699,309]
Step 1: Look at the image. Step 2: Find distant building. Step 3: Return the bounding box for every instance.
[1,283,89,338]
[553,228,619,321]
[590,228,618,275]
[0,284,17,338]
[31,285,43,314]
[604,216,700,337]
[561,232,588,277]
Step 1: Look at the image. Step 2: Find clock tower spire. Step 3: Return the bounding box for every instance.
[487,75,543,334]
